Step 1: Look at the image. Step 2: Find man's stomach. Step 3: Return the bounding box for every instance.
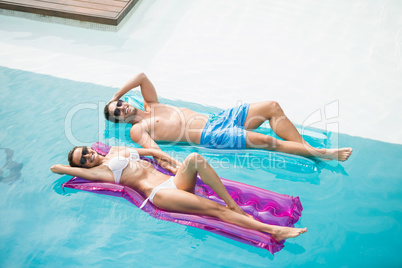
[151,115,208,145]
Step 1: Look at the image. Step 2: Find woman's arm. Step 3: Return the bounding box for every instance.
[50,164,113,182]
[136,148,182,175]
[136,148,182,167]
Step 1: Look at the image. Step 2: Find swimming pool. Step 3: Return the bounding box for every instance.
[1,0,402,145]
[1,66,401,266]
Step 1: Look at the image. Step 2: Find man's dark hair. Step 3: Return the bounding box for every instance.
[104,102,119,123]
[68,146,81,167]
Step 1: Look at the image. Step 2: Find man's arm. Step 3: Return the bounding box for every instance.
[110,73,159,104]
[130,125,180,173]
[130,123,161,150]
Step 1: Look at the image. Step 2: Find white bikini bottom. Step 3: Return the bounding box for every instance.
[139,176,177,209]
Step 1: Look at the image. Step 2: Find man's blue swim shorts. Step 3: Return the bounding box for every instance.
[200,103,250,149]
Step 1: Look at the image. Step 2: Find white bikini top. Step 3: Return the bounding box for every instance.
[104,148,140,183]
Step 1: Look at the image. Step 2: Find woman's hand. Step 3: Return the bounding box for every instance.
[164,163,178,175]
[155,158,180,175]
[50,164,65,174]
[134,147,182,174]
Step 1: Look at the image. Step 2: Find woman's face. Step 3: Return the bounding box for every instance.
[72,146,100,168]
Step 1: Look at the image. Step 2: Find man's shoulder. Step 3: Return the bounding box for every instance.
[130,123,148,143]
[130,121,148,132]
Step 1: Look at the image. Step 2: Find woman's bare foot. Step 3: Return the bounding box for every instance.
[272,226,307,241]
[325,148,353,161]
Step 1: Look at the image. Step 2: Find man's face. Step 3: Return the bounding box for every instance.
[72,146,99,168]
[108,100,137,122]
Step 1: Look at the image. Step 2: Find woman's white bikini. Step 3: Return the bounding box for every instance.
[104,148,177,209]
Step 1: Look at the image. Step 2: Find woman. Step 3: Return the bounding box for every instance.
[51,146,307,241]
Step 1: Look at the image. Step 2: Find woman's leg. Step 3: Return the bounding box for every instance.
[152,188,307,241]
[173,153,246,216]
[246,131,353,161]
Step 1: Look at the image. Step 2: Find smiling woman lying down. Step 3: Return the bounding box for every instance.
[52,143,306,253]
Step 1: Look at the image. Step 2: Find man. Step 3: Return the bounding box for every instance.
[104,73,352,161]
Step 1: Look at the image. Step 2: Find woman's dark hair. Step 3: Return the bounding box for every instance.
[68,146,81,167]
[104,102,119,123]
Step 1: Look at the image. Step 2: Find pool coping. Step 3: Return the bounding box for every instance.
[0,0,140,26]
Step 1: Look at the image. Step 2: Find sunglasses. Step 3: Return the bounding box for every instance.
[80,146,89,165]
[113,100,123,117]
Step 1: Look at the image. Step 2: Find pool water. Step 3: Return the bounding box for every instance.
[1,66,401,267]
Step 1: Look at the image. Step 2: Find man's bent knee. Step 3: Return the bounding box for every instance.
[269,101,283,113]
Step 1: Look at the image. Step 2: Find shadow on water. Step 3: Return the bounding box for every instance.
[53,175,139,208]
[283,242,306,255]
[0,147,23,184]
[316,159,349,176]
[52,175,76,196]
[183,225,275,260]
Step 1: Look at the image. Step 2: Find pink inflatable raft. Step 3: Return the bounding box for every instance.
[62,142,303,254]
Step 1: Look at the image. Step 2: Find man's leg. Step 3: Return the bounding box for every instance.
[245,131,352,161]
[242,101,335,155]
[243,101,305,144]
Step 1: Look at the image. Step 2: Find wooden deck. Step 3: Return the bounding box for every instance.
[0,0,140,25]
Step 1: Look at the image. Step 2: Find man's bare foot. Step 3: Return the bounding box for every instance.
[272,226,307,242]
[326,148,353,161]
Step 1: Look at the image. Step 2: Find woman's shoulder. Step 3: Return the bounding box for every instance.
[108,146,129,154]
[105,147,139,161]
